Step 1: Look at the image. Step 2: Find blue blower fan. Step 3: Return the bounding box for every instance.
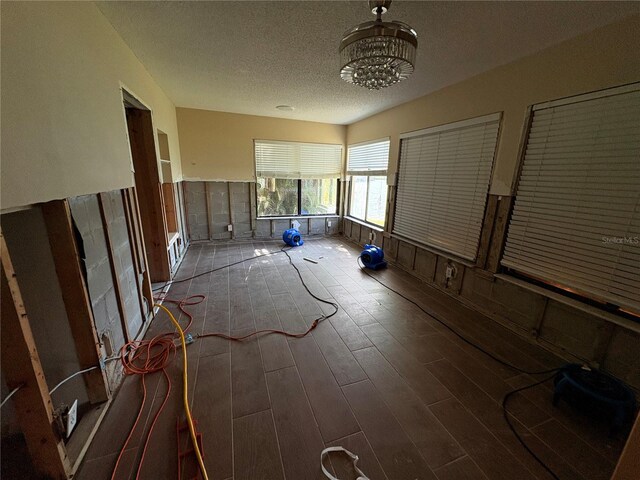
[283,228,304,247]
[360,244,387,270]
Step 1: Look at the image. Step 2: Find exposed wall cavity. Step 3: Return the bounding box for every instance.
[1,207,89,411]
[183,180,341,242]
[69,191,146,390]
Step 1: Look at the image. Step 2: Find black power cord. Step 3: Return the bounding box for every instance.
[356,257,560,376]
[152,248,287,292]
[281,247,339,322]
[503,374,560,480]
[356,256,563,479]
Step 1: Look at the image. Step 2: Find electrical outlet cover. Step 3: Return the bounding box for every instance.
[227,224,233,231]
[445,265,454,279]
[66,399,78,438]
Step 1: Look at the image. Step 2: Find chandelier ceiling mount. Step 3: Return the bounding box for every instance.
[339,0,418,90]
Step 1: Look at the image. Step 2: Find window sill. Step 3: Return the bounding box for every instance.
[256,214,339,220]
[344,216,384,232]
[495,274,640,334]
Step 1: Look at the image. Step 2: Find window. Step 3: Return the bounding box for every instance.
[502,84,640,314]
[347,139,390,227]
[394,113,500,261]
[255,140,342,217]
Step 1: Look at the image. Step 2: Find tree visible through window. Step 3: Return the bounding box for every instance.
[255,140,342,217]
[257,177,338,217]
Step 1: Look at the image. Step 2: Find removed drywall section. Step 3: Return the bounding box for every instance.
[183,180,341,241]
[207,182,233,240]
[99,191,144,339]
[69,194,126,389]
[1,207,89,409]
[183,181,214,241]
[229,182,252,239]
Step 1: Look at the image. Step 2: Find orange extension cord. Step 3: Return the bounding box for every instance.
[111,291,327,479]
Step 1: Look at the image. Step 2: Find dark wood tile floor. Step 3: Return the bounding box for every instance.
[76,237,626,480]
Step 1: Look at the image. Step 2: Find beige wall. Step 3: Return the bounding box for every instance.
[177,108,346,182]
[347,15,640,196]
[1,2,183,211]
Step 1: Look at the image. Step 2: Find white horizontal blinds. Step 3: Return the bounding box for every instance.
[502,86,640,312]
[347,139,390,175]
[393,114,500,261]
[255,140,342,179]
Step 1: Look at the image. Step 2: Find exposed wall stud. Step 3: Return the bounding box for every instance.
[1,228,71,479]
[41,200,110,404]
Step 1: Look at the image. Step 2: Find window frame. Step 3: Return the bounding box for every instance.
[346,138,390,228]
[255,178,341,218]
[393,113,501,261]
[501,83,640,317]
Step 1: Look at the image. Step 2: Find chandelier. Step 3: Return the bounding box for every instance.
[339,0,418,90]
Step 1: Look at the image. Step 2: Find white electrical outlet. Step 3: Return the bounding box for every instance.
[445,265,454,280]
[66,399,78,438]
[328,220,332,227]
[227,224,233,232]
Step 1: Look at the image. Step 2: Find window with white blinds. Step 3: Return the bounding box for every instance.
[394,113,501,261]
[254,140,342,179]
[347,139,390,175]
[502,84,640,313]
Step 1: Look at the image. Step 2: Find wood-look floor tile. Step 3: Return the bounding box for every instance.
[233,409,285,480]
[342,380,437,480]
[311,318,368,386]
[231,333,270,418]
[361,323,450,405]
[327,432,388,480]
[427,359,579,480]
[506,374,625,464]
[531,419,614,480]
[192,353,232,480]
[75,448,137,480]
[353,347,464,469]
[328,311,373,351]
[289,336,360,442]
[429,397,535,480]
[433,456,489,480]
[266,366,326,480]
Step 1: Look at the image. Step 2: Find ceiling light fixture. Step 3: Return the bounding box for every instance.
[339,0,418,90]
[276,105,295,111]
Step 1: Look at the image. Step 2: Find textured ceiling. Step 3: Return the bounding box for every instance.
[96,1,639,125]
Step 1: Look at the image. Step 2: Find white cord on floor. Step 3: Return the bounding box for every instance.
[321,446,370,480]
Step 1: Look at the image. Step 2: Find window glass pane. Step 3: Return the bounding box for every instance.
[365,176,387,227]
[301,179,337,215]
[349,176,367,220]
[257,177,298,216]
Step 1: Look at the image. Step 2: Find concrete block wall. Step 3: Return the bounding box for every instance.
[343,216,640,392]
[183,181,210,241]
[100,191,144,337]
[69,195,126,361]
[183,180,341,241]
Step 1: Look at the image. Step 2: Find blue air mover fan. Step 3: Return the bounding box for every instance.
[283,228,303,247]
[360,244,387,270]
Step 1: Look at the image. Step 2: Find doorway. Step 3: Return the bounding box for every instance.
[123,91,171,282]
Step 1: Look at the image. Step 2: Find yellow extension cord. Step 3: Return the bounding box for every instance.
[154,303,210,480]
